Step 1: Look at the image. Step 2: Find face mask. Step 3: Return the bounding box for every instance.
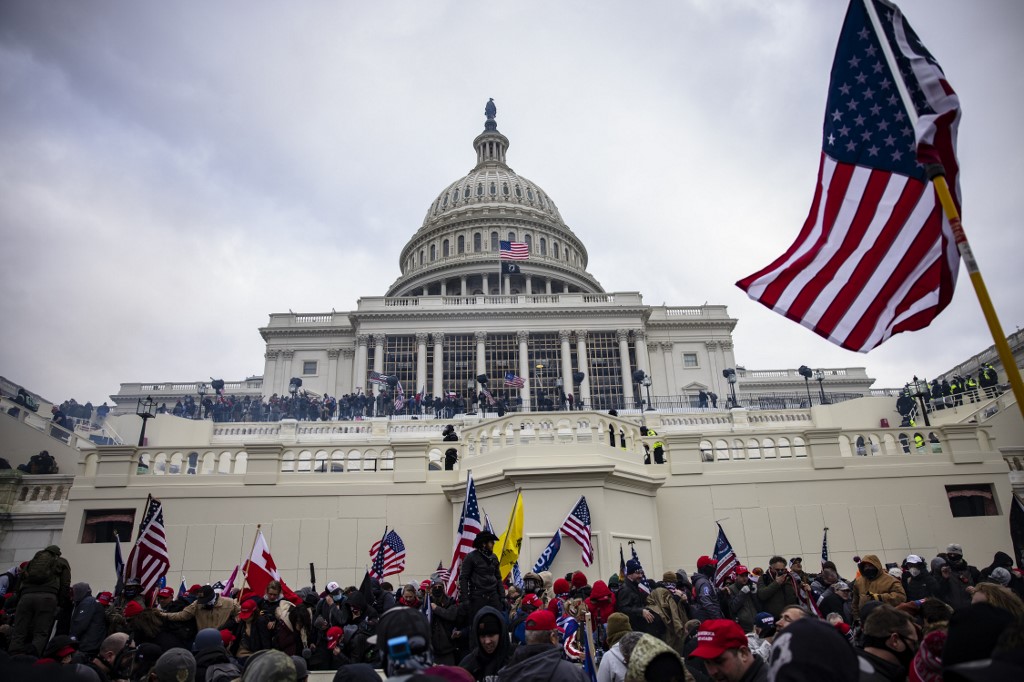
[891,636,918,670]
[861,567,879,579]
[909,568,921,577]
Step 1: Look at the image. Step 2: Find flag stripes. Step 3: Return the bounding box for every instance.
[123,496,169,604]
[446,472,482,597]
[559,496,594,567]
[369,530,407,579]
[499,240,529,260]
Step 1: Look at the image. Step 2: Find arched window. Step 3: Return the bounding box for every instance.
[443,239,450,257]
[515,185,522,199]
[452,189,459,204]
[442,194,448,207]
[463,186,471,200]
[430,244,436,261]
[524,234,532,250]
[540,238,547,256]
[508,231,516,242]
[553,243,560,259]
[458,235,465,254]
[489,182,497,196]
[419,249,424,265]
[502,182,510,196]
[491,232,499,251]
[473,233,482,252]
[476,183,484,197]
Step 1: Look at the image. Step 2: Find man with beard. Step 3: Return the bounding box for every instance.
[616,558,656,634]
[459,530,504,620]
[856,605,919,682]
[458,605,512,681]
[497,609,587,682]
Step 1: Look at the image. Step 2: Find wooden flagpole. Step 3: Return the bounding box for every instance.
[239,524,261,596]
[861,0,1024,421]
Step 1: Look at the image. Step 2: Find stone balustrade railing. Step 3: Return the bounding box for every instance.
[0,396,92,449]
[77,420,997,488]
[0,474,75,512]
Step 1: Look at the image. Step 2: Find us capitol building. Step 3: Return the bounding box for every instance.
[2,104,1019,589]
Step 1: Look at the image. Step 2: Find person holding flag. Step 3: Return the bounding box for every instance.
[615,557,656,634]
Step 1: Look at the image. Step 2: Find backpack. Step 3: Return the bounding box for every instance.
[24,549,58,585]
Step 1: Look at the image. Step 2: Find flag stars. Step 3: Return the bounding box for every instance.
[831,109,843,122]
[848,55,861,68]
[883,134,896,146]
[855,72,868,84]
[865,44,877,57]
[839,83,852,95]
[872,61,884,74]
[901,126,912,137]
[867,145,880,157]
[838,125,850,137]
[877,120,889,131]
[846,99,858,111]
[887,94,899,106]
[863,87,874,100]
[827,133,836,145]
[891,150,903,161]
[854,114,866,127]
[846,140,857,152]
[880,77,892,90]
[861,130,872,142]
[870,103,882,116]
[894,111,906,122]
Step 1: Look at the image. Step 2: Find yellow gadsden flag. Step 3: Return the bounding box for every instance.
[496,491,524,580]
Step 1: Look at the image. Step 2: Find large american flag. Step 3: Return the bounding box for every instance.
[499,240,529,261]
[504,372,526,388]
[712,523,740,589]
[559,496,594,567]
[124,495,169,604]
[368,529,407,579]
[446,472,482,597]
[737,0,960,352]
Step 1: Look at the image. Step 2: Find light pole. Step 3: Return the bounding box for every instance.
[642,376,653,411]
[197,382,207,420]
[136,396,156,447]
[722,368,739,408]
[911,375,932,427]
[798,366,813,407]
[814,369,828,405]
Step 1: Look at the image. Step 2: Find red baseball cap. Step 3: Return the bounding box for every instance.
[735,565,750,575]
[697,556,718,570]
[157,587,175,599]
[327,626,344,649]
[239,599,258,619]
[220,629,236,646]
[188,584,203,594]
[96,591,113,605]
[689,619,748,659]
[420,579,432,592]
[123,601,144,618]
[521,594,542,609]
[525,610,557,631]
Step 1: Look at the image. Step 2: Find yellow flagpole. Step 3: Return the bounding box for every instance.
[929,171,1024,421]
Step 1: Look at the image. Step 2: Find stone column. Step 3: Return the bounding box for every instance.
[354,335,368,393]
[559,330,573,400]
[372,334,386,396]
[661,342,675,397]
[575,330,591,408]
[617,330,635,407]
[475,331,487,378]
[705,341,721,393]
[526,275,533,295]
[327,348,340,397]
[563,282,570,293]
[504,274,511,295]
[634,330,650,377]
[482,274,489,296]
[432,332,445,398]
[416,332,428,396]
[280,351,295,392]
[518,330,531,411]
[545,278,552,295]
[422,286,429,296]
[440,281,447,296]
[460,276,467,296]
[264,350,279,395]
[340,348,355,394]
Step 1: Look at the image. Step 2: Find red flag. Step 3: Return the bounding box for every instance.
[737,0,960,351]
[241,530,299,603]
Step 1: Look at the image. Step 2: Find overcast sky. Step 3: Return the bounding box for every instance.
[2,0,1022,405]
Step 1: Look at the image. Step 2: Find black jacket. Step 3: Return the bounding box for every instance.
[615,578,650,633]
[458,606,512,681]
[498,643,588,682]
[69,595,107,654]
[459,549,504,607]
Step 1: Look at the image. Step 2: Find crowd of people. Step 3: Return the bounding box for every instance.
[2,536,1022,681]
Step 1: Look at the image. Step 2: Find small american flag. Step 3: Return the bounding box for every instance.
[124,495,170,605]
[368,371,389,385]
[394,380,405,412]
[561,617,585,662]
[504,372,525,388]
[499,240,529,260]
[630,545,651,595]
[712,523,740,588]
[446,472,482,597]
[480,387,496,406]
[559,496,594,567]
[369,529,407,579]
[433,561,450,584]
[821,527,830,563]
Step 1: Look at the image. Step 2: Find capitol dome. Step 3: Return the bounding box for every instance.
[386,103,604,297]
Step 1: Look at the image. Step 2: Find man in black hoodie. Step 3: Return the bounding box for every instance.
[69,582,107,656]
[458,606,512,681]
[497,609,587,682]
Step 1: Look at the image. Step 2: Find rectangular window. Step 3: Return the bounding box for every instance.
[302,361,318,375]
[945,484,999,517]
[683,353,699,368]
[81,509,136,544]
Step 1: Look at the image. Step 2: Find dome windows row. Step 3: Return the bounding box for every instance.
[404,229,582,272]
[433,179,551,217]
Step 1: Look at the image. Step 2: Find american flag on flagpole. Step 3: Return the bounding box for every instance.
[499,240,529,260]
[393,380,405,412]
[559,496,594,567]
[629,544,651,596]
[737,0,961,352]
[712,524,740,588]
[821,527,830,563]
[432,561,450,584]
[368,529,407,579]
[123,495,170,604]
[480,387,496,406]
[446,472,482,597]
[504,372,526,388]
[368,371,390,385]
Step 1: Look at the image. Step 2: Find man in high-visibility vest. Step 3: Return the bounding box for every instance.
[965,374,979,403]
[913,433,925,451]
[652,439,665,464]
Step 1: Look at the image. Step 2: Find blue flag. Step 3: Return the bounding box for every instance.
[532,531,562,573]
[177,576,187,599]
[511,561,524,590]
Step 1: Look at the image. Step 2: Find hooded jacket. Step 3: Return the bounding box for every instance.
[458,606,512,681]
[460,548,504,608]
[69,583,107,653]
[498,643,588,682]
[646,586,687,652]
[585,580,617,626]
[852,555,906,620]
[625,634,696,682]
